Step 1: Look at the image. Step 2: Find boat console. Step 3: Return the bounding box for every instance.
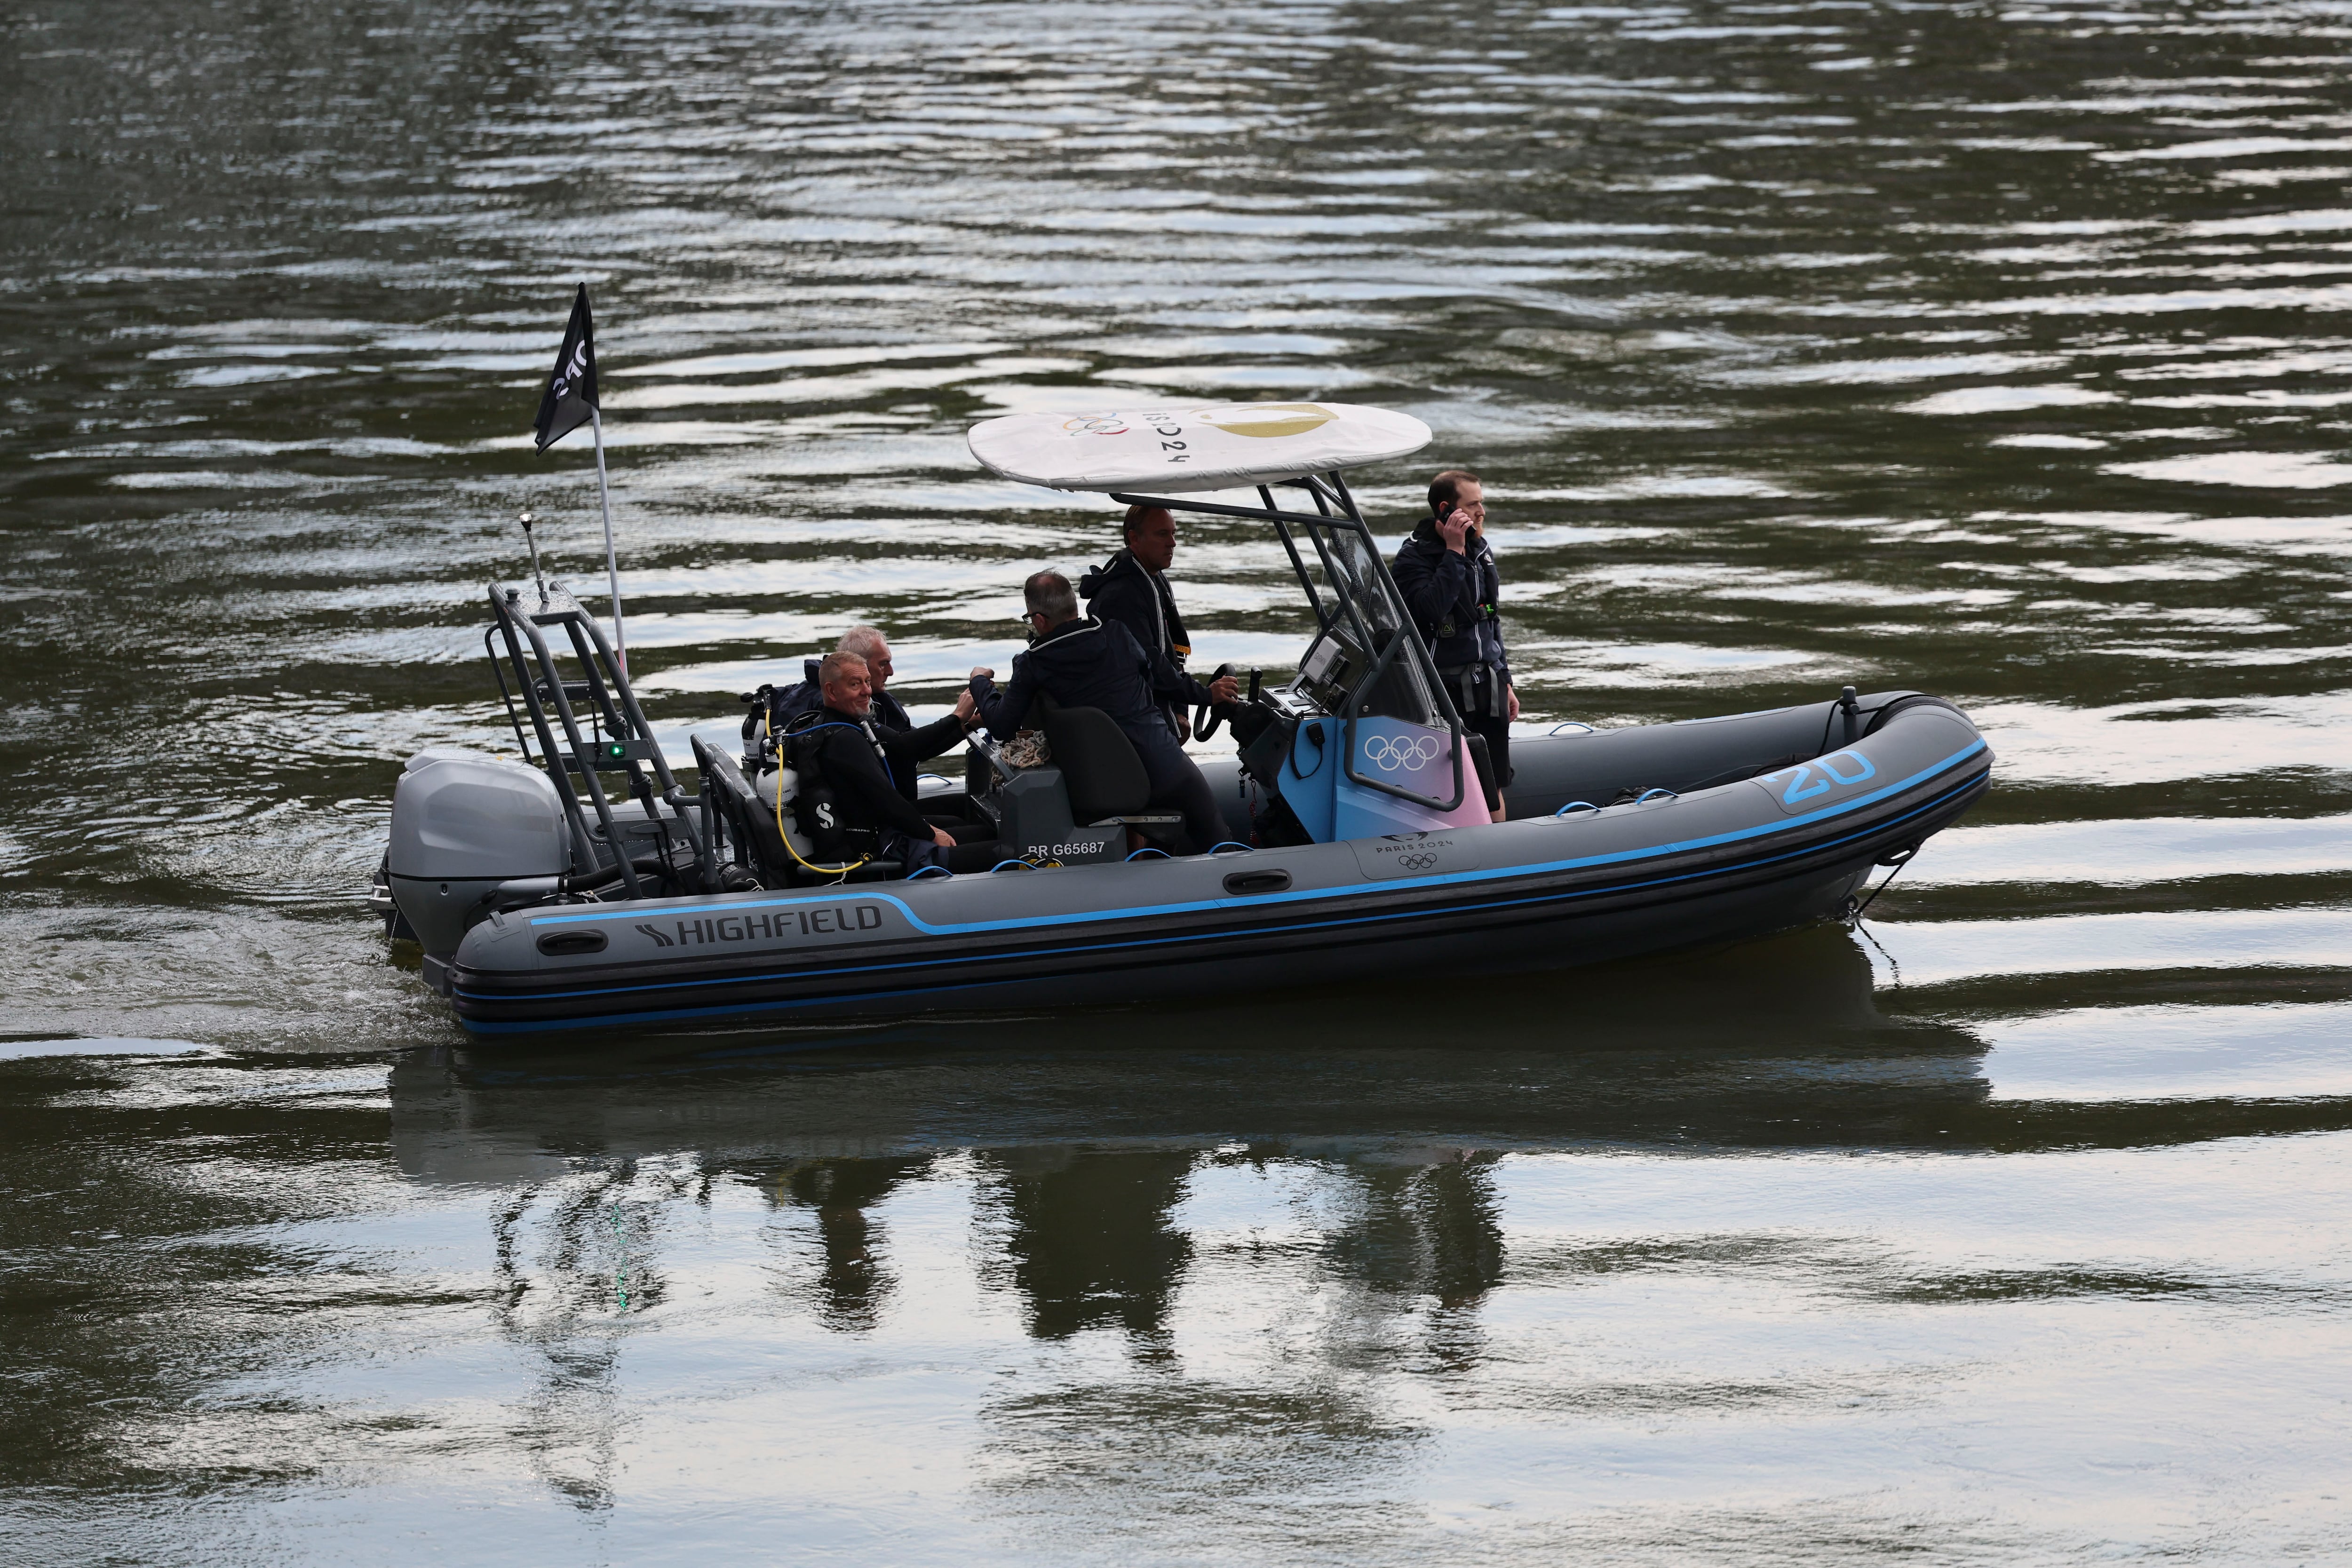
[963,738,1091,862]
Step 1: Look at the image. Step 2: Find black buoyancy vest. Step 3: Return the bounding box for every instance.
[779,713,890,860]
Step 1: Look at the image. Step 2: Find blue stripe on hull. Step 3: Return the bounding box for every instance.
[455,760,1987,1034]
[521,738,1986,939]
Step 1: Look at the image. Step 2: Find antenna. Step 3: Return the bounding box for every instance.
[518,509,548,605]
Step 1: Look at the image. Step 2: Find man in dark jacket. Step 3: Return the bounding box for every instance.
[1390,468,1516,821]
[798,652,996,875]
[968,571,1236,855]
[1079,505,1240,738]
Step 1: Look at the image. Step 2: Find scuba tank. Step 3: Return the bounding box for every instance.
[771,710,875,863]
[749,757,819,861]
[741,681,882,875]
[746,703,821,861]
[740,680,799,774]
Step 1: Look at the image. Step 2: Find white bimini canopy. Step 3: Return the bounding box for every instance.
[967,402,1431,494]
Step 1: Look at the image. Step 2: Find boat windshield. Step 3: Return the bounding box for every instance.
[1296,523,1448,728]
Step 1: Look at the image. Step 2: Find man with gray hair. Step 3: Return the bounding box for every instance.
[784,651,995,876]
[765,625,943,799]
[967,571,1234,854]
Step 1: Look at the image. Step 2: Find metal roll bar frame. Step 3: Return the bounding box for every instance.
[484,581,710,899]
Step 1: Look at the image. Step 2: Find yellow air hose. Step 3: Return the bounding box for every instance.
[772,736,868,881]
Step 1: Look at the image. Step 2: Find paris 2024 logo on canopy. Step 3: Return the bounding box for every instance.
[1057,404,1335,442]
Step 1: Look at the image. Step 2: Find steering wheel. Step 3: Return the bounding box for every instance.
[1193,663,1237,742]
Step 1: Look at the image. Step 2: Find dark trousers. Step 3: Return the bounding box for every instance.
[1465,713,1512,812]
[1128,724,1236,853]
[888,828,1003,876]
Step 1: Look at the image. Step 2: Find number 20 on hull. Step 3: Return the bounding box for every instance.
[1762,749,1876,806]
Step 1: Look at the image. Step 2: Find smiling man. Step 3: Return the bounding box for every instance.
[788,651,995,875]
[770,625,944,799]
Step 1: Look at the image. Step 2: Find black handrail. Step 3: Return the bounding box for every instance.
[483,582,709,900]
[489,587,645,899]
[1259,485,1330,631]
[486,593,601,875]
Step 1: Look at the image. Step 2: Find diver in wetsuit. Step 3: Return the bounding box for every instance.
[1391,468,1518,823]
[797,652,996,876]
[967,571,1236,856]
[1079,505,1241,739]
[764,626,946,802]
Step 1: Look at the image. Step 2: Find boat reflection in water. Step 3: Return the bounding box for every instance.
[391,923,1988,1352]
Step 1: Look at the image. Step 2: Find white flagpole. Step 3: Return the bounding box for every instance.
[588,406,626,673]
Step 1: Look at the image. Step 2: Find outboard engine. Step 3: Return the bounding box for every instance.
[389,754,569,955]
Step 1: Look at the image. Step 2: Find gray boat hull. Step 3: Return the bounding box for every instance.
[434,693,1990,1034]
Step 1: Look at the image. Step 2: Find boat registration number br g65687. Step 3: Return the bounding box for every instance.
[1014,826,1121,864]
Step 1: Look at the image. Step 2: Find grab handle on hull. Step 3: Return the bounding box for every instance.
[1552,800,1599,818]
[537,931,608,956]
[1223,869,1292,896]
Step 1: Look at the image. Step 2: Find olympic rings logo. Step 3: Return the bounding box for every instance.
[1362,733,1443,772]
[1397,851,1438,871]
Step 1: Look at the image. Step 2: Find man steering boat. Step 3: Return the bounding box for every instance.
[1080,504,1240,740]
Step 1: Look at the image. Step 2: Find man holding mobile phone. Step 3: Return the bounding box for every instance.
[1391,469,1516,822]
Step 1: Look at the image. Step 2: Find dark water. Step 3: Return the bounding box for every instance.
[5,0,2352,1559]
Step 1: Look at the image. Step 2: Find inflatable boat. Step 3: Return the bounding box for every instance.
[376,402,1991,1034]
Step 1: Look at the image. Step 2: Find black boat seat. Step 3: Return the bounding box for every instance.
[694,736,794,885]
[1037,700,1183,836]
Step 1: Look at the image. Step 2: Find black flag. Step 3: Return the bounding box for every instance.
[532,284,599,452]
